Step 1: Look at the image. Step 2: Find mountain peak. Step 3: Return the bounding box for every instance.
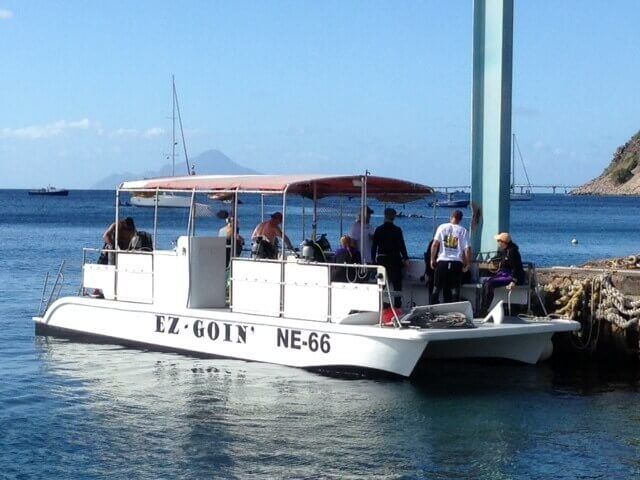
[93,149,259,189]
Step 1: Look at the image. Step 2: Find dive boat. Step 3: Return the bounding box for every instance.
[28,186,69,196]
[34,174,579,378]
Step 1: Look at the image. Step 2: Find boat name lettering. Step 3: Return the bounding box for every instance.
[155,315,250,344]
[155,315,180,334]
[276,329,330,353]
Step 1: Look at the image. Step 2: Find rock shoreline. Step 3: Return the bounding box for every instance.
[573,130,640,195]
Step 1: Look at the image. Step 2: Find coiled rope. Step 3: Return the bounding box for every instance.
[545,273,640,352]
[408,311,475,329]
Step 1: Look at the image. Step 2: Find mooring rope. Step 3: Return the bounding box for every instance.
[545,272,640,352]
[408,311,475,329]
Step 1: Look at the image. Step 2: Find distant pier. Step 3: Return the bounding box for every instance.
[433,184,579,194]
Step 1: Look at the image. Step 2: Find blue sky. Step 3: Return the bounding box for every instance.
[0,1,639,188]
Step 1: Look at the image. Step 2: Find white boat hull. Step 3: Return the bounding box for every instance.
[34,297,579,377]
[129,193,192,208]
[34,297,429,377]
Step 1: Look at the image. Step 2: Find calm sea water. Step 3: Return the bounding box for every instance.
[1,190,640,479]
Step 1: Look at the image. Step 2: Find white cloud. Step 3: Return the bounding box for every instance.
[1,119,166,141]
[112,127,164,138]
[1,118,93,139]
[144,127,165,138]
[68,118,91,129]
[0,9,13,20]
[114,128,139,137]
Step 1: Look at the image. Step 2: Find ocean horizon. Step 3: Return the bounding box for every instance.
[2,189,640,478]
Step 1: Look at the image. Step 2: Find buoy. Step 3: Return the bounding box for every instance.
[571,238,578,245]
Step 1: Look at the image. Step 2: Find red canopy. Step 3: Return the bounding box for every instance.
[120,174,433,203]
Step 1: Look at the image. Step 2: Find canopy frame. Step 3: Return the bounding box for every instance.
[116,173,434,269]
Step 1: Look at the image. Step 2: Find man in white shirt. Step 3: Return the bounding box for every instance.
[430,210,472,303]
[350,206,373,263]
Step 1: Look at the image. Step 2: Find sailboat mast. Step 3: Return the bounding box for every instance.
[173,80,191,175]
[172,75,176,177]
[511,133,515,190]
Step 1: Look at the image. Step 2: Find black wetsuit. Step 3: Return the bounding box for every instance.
[423,239,435,303]
[371,222,409,308]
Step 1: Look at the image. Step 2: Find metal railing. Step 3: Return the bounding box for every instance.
[229,257,403,326]
[81,247,162,303]
[37,260,66,316]
[79,245,404,327]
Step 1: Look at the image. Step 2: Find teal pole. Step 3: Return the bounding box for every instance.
[470,0,513,256]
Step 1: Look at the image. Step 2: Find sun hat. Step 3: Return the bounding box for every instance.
[494,232,512,243]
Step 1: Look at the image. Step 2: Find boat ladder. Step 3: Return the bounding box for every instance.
[37,260,66,317]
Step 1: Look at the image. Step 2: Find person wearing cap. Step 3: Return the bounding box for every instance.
[430,209,471,304]
[251,212,294,250]
[371,207,409,309]
[350,206,374,263]
[481,232,525,312]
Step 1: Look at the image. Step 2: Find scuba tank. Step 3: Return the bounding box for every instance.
[300,240,315,261]
[299,239,326,262]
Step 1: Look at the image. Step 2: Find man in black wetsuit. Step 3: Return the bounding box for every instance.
[371,208,409,309]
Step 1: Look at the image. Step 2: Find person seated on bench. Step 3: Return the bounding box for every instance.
[481,232,525,313]
[331,235,362,282]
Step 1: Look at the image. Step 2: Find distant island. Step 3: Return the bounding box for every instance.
[573,130,640,195]
[93,149,259,189]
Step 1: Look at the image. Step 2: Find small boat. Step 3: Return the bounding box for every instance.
[34,173,579,378]
[510,190,533,202]
[28,186,69,196]
[429,193,470,208]
[130,191,193,208]
[435,198,470,208]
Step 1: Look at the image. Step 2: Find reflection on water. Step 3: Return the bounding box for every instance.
[1,336,635,478]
